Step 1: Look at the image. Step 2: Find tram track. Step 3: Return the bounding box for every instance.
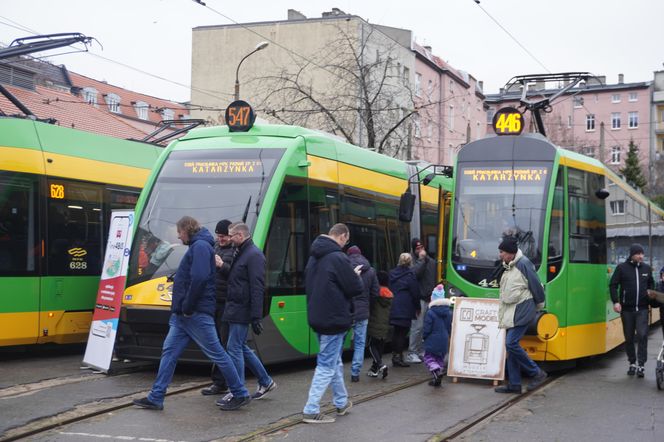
[429,373,562,441]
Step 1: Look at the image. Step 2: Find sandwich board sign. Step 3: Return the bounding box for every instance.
[447,297,506,381]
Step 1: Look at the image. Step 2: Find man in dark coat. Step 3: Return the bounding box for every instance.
[389,253,421,367]
[133,216,250,411]
[302,223,363,424]
[222,222,276,403]
[346,246,379,382]
[609,243,655,377]
[201,219,234,396]
[406,238,436,364]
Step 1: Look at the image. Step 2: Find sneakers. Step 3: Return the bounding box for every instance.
[404,353,422,364]
[132,397,163,410]
[428,369,442,387]
[627,364,637,376]
[252,380,277,400]
[392,354,410,368]
[215,392,234,406]
[378,364,388,379]
[218,395,251,410]
[526,369,548,391]
[336,400,353,415]
[303,413,335,424]
[201,384,229,396]
[351,375,360,382]
[637,365,645,378]
[494,384,522,394]
[367,367,379,377]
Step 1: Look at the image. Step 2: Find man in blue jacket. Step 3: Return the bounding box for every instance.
[302,223,364,424]
[221,222,276,404]
[133,216,250,411]
[609,243,655,377]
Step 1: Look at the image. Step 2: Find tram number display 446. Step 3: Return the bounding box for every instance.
[492,107,524,135]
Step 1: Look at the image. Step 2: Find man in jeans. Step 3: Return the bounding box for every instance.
[302,223,363,423]
[406,238,436,364]
[221,222,276,404]
[494,237,547,394]
[133,216,250,411]
[609,243,655,377]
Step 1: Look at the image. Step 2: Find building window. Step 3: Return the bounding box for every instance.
[415,73,422,97]
[134,101,149,120]
[427,79,433,95]
[586,114,595,131]
[628,111,638,129]
[583,146,595,157]
[449,105,454,131]
[106,93,121,113]
[486,108,495,124]
[610,200,625,215]
[161,108,174,121]
[403,67,410,85]
[611,146,621,164]
[82,87,97,106]
[611,94,621,103]
[449,80,454,96]
[628,92,637,102]
[611,112,621,129]
[413,115,421,138]
[567,115,572,128]
[573,96,583,108]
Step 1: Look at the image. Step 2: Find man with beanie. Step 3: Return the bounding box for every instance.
[495,236,547,394]
[346,246,380,382]
[406,238,436,364]
[201,219,234,396]
[609,243,655,377]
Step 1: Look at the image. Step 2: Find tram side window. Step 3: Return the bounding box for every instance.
[567,169,607,264]
[548,170,564,259]
[0,172,39,275]
[47,180,104,275]
[421,204,439,260]
[264,178,308,293]
[309,182,339,238]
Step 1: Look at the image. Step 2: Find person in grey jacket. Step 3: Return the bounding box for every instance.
[494,237,547,394]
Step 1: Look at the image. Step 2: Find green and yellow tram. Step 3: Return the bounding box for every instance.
[446,131,664,362]
[115,121,452,364]
[0,118,162,347]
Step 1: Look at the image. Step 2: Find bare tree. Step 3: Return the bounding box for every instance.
[252,23,441,158]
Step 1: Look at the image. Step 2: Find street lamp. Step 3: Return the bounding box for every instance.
[234,41,269,101]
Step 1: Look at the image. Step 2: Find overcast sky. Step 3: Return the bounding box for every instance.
[2,0,662,104]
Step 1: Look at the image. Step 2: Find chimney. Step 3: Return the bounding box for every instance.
[287,9,307,20]
[618,73,624,84]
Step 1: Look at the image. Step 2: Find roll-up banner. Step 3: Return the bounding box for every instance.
[82,210,134,372]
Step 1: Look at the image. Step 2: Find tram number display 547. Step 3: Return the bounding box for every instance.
[492,107,524,136]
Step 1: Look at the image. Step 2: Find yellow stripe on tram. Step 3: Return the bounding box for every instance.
[0,146,150,188]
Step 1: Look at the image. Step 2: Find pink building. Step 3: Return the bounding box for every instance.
[412,43,487,166]
[486,74,651,176]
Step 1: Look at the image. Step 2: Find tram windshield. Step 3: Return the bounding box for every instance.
[127,148,284,286]
[452,162,552,268]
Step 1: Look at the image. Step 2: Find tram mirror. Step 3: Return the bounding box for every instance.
[595,188,610,200]
[399,191,416,222]
[422,173,436,186]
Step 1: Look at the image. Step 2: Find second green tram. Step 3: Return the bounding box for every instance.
[116,124,452,363]
[446,132,664,362]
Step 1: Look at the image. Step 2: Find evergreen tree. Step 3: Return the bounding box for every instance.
[653,195,664,210]
[619,140,647,191]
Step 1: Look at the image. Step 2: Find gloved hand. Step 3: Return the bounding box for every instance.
[251,319,264,335]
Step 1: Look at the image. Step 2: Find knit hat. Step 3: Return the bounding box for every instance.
[431,284,446,300]
[411,238,423,253]
[347,245,362,255]
[498,236,518,254]
[629,243,644,257]
[215,219,232,235]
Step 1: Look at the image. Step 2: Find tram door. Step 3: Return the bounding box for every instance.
[438,189,451,282]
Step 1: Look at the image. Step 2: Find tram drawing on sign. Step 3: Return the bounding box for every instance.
[464,324,489,365]
[448,297,505,381]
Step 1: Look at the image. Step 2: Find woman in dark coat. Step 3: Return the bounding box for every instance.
[389,252,421,367]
